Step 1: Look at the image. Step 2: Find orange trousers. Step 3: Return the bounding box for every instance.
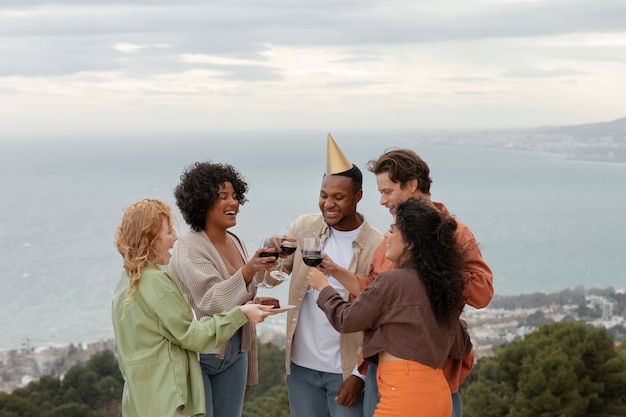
[374,360,451,417]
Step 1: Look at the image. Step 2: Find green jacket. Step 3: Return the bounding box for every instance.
[112,266,248,417]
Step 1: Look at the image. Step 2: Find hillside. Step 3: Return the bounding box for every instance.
[412,116,626,163]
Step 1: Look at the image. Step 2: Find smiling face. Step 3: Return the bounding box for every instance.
[154,215,177,265]
[375,172,418,215]
[318,175,363,231]
[206,181,240,231]
[384,218,408,264]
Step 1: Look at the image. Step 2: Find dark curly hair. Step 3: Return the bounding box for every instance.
[394,197,465,327]
[174,161,248,232]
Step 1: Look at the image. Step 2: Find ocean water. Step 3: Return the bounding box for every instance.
[1,131,625,350]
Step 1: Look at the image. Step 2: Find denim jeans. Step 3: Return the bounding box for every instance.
[287,361,363,417]
[451,391,462,417]
[362,363,379,417]
[199,329,248,417]
[364,362,462,417]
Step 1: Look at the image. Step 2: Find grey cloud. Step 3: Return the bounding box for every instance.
[502,67,589,78]
[3,1,626,41]
[1,0,626,78]
[0,37,123,76]
[211,65,283,81]
[535,46,626,64]
[0,33,182,76]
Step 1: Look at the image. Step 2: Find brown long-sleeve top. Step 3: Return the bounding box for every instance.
[355,202,493,391]
[317,267,472,369]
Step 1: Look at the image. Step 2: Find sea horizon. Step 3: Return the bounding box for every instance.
[1,132,625,350]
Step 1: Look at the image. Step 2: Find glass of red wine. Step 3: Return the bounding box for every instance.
[256,233,281,289]
[299,230,323,293]
[270,228,297,281]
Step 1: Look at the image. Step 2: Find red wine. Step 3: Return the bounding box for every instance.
[280,245,297,256]
[302,250,323,267]
[260,251,279,259]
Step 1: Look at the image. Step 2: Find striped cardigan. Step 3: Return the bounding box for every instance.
[166,230,259,385]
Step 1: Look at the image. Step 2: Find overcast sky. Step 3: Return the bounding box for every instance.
[2,0,626,137]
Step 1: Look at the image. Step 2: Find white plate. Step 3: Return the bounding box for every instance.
[272,304,296,313]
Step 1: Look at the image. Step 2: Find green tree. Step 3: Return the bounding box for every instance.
[243,342,290,417]
[86,351,122,384]
[246,342,286,402]
[0,392,40,417]
[42,402,103,417]
[95,375,122,406]
[12,375,63,408]
[62,366,99,407]
[462,322,626,417]
[524,310,552,327]
[243,384,290,417]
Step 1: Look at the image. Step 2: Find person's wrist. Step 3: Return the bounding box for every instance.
[242,264,255,280]
[351,370,366,381]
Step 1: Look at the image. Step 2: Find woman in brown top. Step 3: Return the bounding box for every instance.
[308,197,472,417]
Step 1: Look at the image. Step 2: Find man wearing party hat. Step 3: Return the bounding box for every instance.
[314,147,493,417]
[279,134,383,417]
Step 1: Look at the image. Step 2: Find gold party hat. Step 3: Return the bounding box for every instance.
[326,133,352,175]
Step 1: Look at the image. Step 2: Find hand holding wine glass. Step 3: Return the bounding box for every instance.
[255,233,281,289]
[300,230,323,267]
[307,267,330,292]
[270,228,297,281]
[299,230,324,293]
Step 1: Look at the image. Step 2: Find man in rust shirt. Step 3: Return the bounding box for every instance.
[318,148,493,417]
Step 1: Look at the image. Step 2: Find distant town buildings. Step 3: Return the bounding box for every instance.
[465,298,625,359]
[0,339,115,393]
[398,116,626,164]
[1,290,624,393]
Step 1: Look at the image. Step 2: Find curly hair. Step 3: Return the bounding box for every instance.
[174,161,249,232]
[115,198,175,312]
[394,198,465,327]
[366,148,432,194]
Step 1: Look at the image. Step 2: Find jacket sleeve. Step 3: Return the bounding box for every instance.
[456,221,494,309]
[448,319,473,360]
[356,241,395,292]
[173,243,252,316]
[316,280,386,333]
[155,289,248,353]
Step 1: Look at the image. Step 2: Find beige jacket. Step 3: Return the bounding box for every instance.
[281,213,382,379]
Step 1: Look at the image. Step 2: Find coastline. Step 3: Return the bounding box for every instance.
[2,286,624,392]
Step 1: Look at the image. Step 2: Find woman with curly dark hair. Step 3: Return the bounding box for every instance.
[308,197,472,417]
[166,161,279,417]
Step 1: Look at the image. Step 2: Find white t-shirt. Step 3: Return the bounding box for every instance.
[291,225,361,373]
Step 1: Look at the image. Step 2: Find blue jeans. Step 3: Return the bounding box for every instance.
[451,391,462,417]
[363,363,462,417]
[287,361,363,417]
[362,363,379,417]
[199,329,248,417]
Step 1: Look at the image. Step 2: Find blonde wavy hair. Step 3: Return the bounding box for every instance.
[115,198,176,312]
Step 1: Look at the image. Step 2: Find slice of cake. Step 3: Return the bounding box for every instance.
[257,297,280,309]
